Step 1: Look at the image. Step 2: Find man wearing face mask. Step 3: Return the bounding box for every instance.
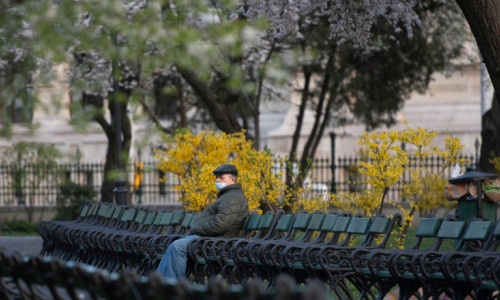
[156,164,249,279]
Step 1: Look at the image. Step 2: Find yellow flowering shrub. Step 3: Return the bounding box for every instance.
[489,156,500,177]
[397,127,468,246]
[155,130,286,213]
[406,176,453,216]
[330,190,381,217]
[357,130,408,214]
[281,178,313,213]
[335,124,468,247]
[291,195,329,213]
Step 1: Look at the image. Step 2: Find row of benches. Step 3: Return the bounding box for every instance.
[38,202,400,281]
[187,211,500,299]
[352,216,500,299]
[38,203,193,274]
[186,210,402,288]
[0,250,328,300]
[37,202,500,299]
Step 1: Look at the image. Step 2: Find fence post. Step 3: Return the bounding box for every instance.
[134,149,143,205]
[113,179,128,206]
[474,138,480,169]
[330,132,336,194]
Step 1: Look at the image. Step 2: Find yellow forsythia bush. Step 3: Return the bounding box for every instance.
[330,190,381,217]
[490,156,500,178]
[155,130,286,213]
[352,124,468,247]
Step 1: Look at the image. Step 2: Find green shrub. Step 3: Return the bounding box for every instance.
[1,219,38,235]
[55,181,96,220]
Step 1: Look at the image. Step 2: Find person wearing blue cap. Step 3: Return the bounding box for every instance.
[156,164,249,279]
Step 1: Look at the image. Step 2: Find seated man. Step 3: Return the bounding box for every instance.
[156,164,249,279]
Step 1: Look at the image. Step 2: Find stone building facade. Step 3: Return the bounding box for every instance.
[265,63,492,160]
[0,61,492,164]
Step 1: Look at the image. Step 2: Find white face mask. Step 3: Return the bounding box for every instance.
[215,182,226,191]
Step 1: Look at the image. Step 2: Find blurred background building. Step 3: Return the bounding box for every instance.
[0,59,491,162]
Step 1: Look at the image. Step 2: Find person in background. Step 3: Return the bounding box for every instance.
[156,164,249,279]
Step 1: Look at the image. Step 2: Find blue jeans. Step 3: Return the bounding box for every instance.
[156,235,200,279]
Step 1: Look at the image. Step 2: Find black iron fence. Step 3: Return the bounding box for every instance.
[0,154,477,207]
[0,161,179,207]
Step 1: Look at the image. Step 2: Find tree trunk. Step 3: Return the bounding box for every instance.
[455,1,500,95]
[99,89,132,203]
[175,77,188,128]
[178,68,246,135]
[253,90,261,150]
[299,52,335,177]
[456,0,500,172]
[284,68,311,212]
[479,92,500,172]
[101,141,117,203]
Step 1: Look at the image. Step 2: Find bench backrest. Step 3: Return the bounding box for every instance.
[363,214,402,248]
[180,213,195,228]
[341,216,371,246]
[431,219,466,250]
[300,211,326,242]
[105,206,125,228]
[246,214,262,230]
[410,217,443,249]
[97,203,109,218]
[326,215,352,245]
[118,208,138,229]
[126,208,149,232]
[170,210,186,225]
[369,216,390,233]
[174,212,195,234]
[437,220,464,238]
[104,205,117,219]
[111,206,125,221]
[91,204,110,226]
[143,210,158,226]
[85,203,101,223]
[307,212,326,231]
[97,204,110,218]
[76,202,91,221]
[484,219,500,251]
[148,210,166,233]
[257,211,281,239]
[158,211,173,226]
[332,215,351,232]
[311,213,339,244]
[167,210,186,233]
[457,219,493,251]
[241,213,262,238]
[152,210,165,226]
[121,208,137,222]
[265,213,294,240]
[286,211,313,241]
[133,209,148,225]
[320,213,338,231]
[99,204,118,226]
[292,211,313,230]
[153,211,174,234]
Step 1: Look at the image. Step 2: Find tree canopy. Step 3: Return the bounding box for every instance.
[1,0,474,202]
[0,2,39,137]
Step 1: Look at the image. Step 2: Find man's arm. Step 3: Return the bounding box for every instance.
[190,203,236,236]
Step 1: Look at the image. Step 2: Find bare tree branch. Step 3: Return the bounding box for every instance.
[139,97,173,134]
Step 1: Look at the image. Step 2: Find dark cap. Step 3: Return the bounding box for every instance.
[213,164,238,177]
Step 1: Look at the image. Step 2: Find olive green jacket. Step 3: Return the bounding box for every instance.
[190,182,249,238]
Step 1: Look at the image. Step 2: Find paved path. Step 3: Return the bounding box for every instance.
[0,236,43,257]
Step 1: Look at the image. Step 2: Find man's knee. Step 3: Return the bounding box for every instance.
[170,237,189,254]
